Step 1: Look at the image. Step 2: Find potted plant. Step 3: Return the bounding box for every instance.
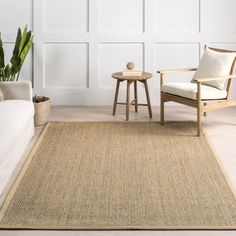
[33,95,51,127]
[0,25,33,81]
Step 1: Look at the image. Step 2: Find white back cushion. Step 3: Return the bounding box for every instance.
[192,47,236,90]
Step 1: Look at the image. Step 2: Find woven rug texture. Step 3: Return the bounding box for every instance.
[0,122,236,229]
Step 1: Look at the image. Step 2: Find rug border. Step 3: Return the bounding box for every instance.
[0,121,236,230]
[0,122,51,222]
[202,128,236,199]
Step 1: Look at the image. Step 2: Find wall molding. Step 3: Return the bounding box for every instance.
[1,0,236,105]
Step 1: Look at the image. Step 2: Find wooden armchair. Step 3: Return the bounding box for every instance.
[157,46,236,136]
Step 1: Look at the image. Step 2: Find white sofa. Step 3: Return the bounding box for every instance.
[0,81,34,197]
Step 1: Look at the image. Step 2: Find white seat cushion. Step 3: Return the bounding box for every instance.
[161,82,227,100]
[192,47,236,90]
[0,100,34,164]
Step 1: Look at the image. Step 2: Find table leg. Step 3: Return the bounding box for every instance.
[113,80,120,116]
[126,80,131,121]
[134,80,138,112]
[144,80,152,118]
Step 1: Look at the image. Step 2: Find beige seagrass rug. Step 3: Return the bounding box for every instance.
[0,122,236,230]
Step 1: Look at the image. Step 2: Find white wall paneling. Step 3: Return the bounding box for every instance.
[44,0,89,33]
[1,0,236,105]
[44,43,89,89]
[99,0,144,33]
[0,0,33,33]
[203,0,236,33]
[153,0,200,33]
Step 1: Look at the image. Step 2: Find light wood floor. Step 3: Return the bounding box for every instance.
[1,105,236,236]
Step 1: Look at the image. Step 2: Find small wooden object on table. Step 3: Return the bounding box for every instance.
[112,71,153,121]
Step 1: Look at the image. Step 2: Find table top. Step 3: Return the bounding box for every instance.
[112,72,153,81]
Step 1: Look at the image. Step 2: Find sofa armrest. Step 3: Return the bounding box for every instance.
[0,81,32,101]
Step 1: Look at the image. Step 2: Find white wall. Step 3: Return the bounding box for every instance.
[1,0,236,105]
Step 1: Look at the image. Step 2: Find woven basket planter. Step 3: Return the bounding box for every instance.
[34,97,51,127]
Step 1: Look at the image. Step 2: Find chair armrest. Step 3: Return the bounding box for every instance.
[195,75,236,83]
[157,68,197,74]
[0,81,32,101]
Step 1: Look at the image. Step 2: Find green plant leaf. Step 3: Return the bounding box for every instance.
[0,36,5,69]
[12,28,22,58]
[19,25,28,54]
[23,31,31,50]
[10,57,21,75]
[10,28,22,71]
[4,64,11,79]
[19,35,33,65]
[0,25,33,81]
[10,55,21,67]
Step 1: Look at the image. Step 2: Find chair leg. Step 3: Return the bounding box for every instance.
[197,104,201,137]
[144,80,152,118]
[203,102,207,117]
[160,92,164,125]
[197,82,202,137]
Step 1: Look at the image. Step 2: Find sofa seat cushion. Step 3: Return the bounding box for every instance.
[0,100,34,164]
[161,82,227,100]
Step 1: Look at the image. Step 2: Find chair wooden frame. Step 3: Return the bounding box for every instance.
[157,46,236,136]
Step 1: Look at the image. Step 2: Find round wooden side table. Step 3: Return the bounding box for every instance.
[112,72,153,121]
